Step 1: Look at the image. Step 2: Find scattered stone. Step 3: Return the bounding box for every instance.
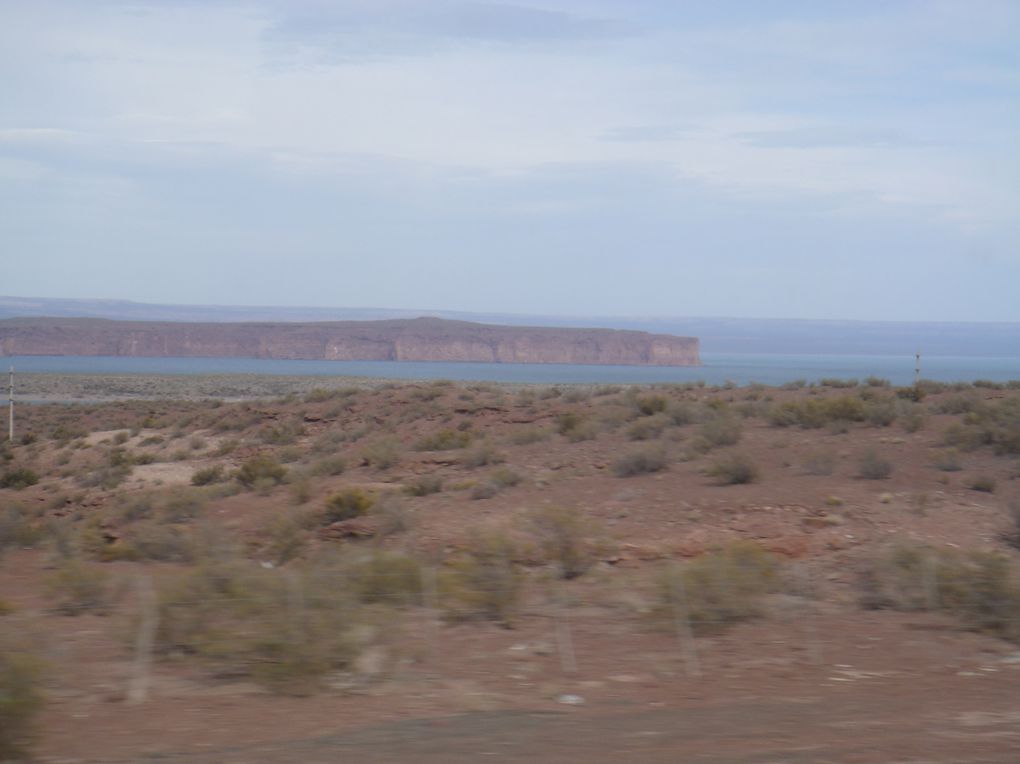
[557,694,584,705]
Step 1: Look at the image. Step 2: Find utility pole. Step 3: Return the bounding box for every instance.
[7,366,13,443]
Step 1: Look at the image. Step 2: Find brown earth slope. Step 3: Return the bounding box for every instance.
[0,317,699,366]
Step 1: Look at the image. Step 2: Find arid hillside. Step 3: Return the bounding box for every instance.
[0,317,700,366]
[1,376,1019,763]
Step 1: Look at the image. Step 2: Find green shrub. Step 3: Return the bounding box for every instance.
[613,446,667,477]
[236,455,287,489]
[708,453,760,485]
[323,488,375,523]
[1,468,39,490]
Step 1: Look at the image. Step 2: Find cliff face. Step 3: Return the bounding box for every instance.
[0,317,700,366]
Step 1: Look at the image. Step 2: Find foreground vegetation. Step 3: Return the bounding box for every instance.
[1,375,1019,758]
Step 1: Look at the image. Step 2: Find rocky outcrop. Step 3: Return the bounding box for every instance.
[0,317,700,366]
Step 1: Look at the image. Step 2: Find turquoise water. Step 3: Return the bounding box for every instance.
[5,354,1020,386]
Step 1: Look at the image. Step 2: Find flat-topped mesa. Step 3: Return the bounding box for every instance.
[0,317,700,366]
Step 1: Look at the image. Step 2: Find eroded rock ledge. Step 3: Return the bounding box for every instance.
[0,317,700,366]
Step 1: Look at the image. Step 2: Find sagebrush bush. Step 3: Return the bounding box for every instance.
[360,438,402,470]
[323,488,375,523]
[404,474,443,496]
[708,453,760,485]
[441,528,521,625]
[966,475,996,493]
[861,544,1020,642]
[309,455,346,477]
[656,543,780,634]
[768,395,866,429]
[460,443,504,468]
[528,505,605,579]
[695,416,742,451]
[154,561,365,694]
[415,429,472,451]
[236,455,287,489]
[613,446,667,477]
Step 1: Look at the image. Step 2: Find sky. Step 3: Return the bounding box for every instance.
[1,0,1018,321]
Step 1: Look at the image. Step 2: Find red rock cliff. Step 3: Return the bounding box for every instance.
[0,317,700,366]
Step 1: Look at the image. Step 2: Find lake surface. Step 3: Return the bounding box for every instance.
[5,353,1020,386]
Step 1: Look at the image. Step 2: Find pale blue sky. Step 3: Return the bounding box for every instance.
[1,0,1018,320]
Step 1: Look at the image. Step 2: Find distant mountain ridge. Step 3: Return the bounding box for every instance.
[0,316,700,367]
[1,296,1017,357]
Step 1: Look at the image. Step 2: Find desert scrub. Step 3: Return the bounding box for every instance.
[360,438,402,470]
[323,488,375,523]
[861,544,1020,642]
[965,475,996,493]
[858,448,893,480]
[46,559,116,615]
[632,393,668,416]
[441,528,521,625]
[0,627,45,760]
[556,412,597,442]
[528,505,606,580]
[613,446,667,477]
[404,474,443,497]
[507,426,550,446]
[708,453,760,485]
[626,413,670,441]
[655,543,780,634]
[769,395,867,429]
[415,429,472,451]
[236,454,287,489]
[154,562,366,694]
[309,455,346,477]
[0,506,46,555]
[191,464,225,486]
[0,467,39,490]
[931,449,963,472]
[460,443,504,468]
[338,550,423,606]
[692,415,742,452]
